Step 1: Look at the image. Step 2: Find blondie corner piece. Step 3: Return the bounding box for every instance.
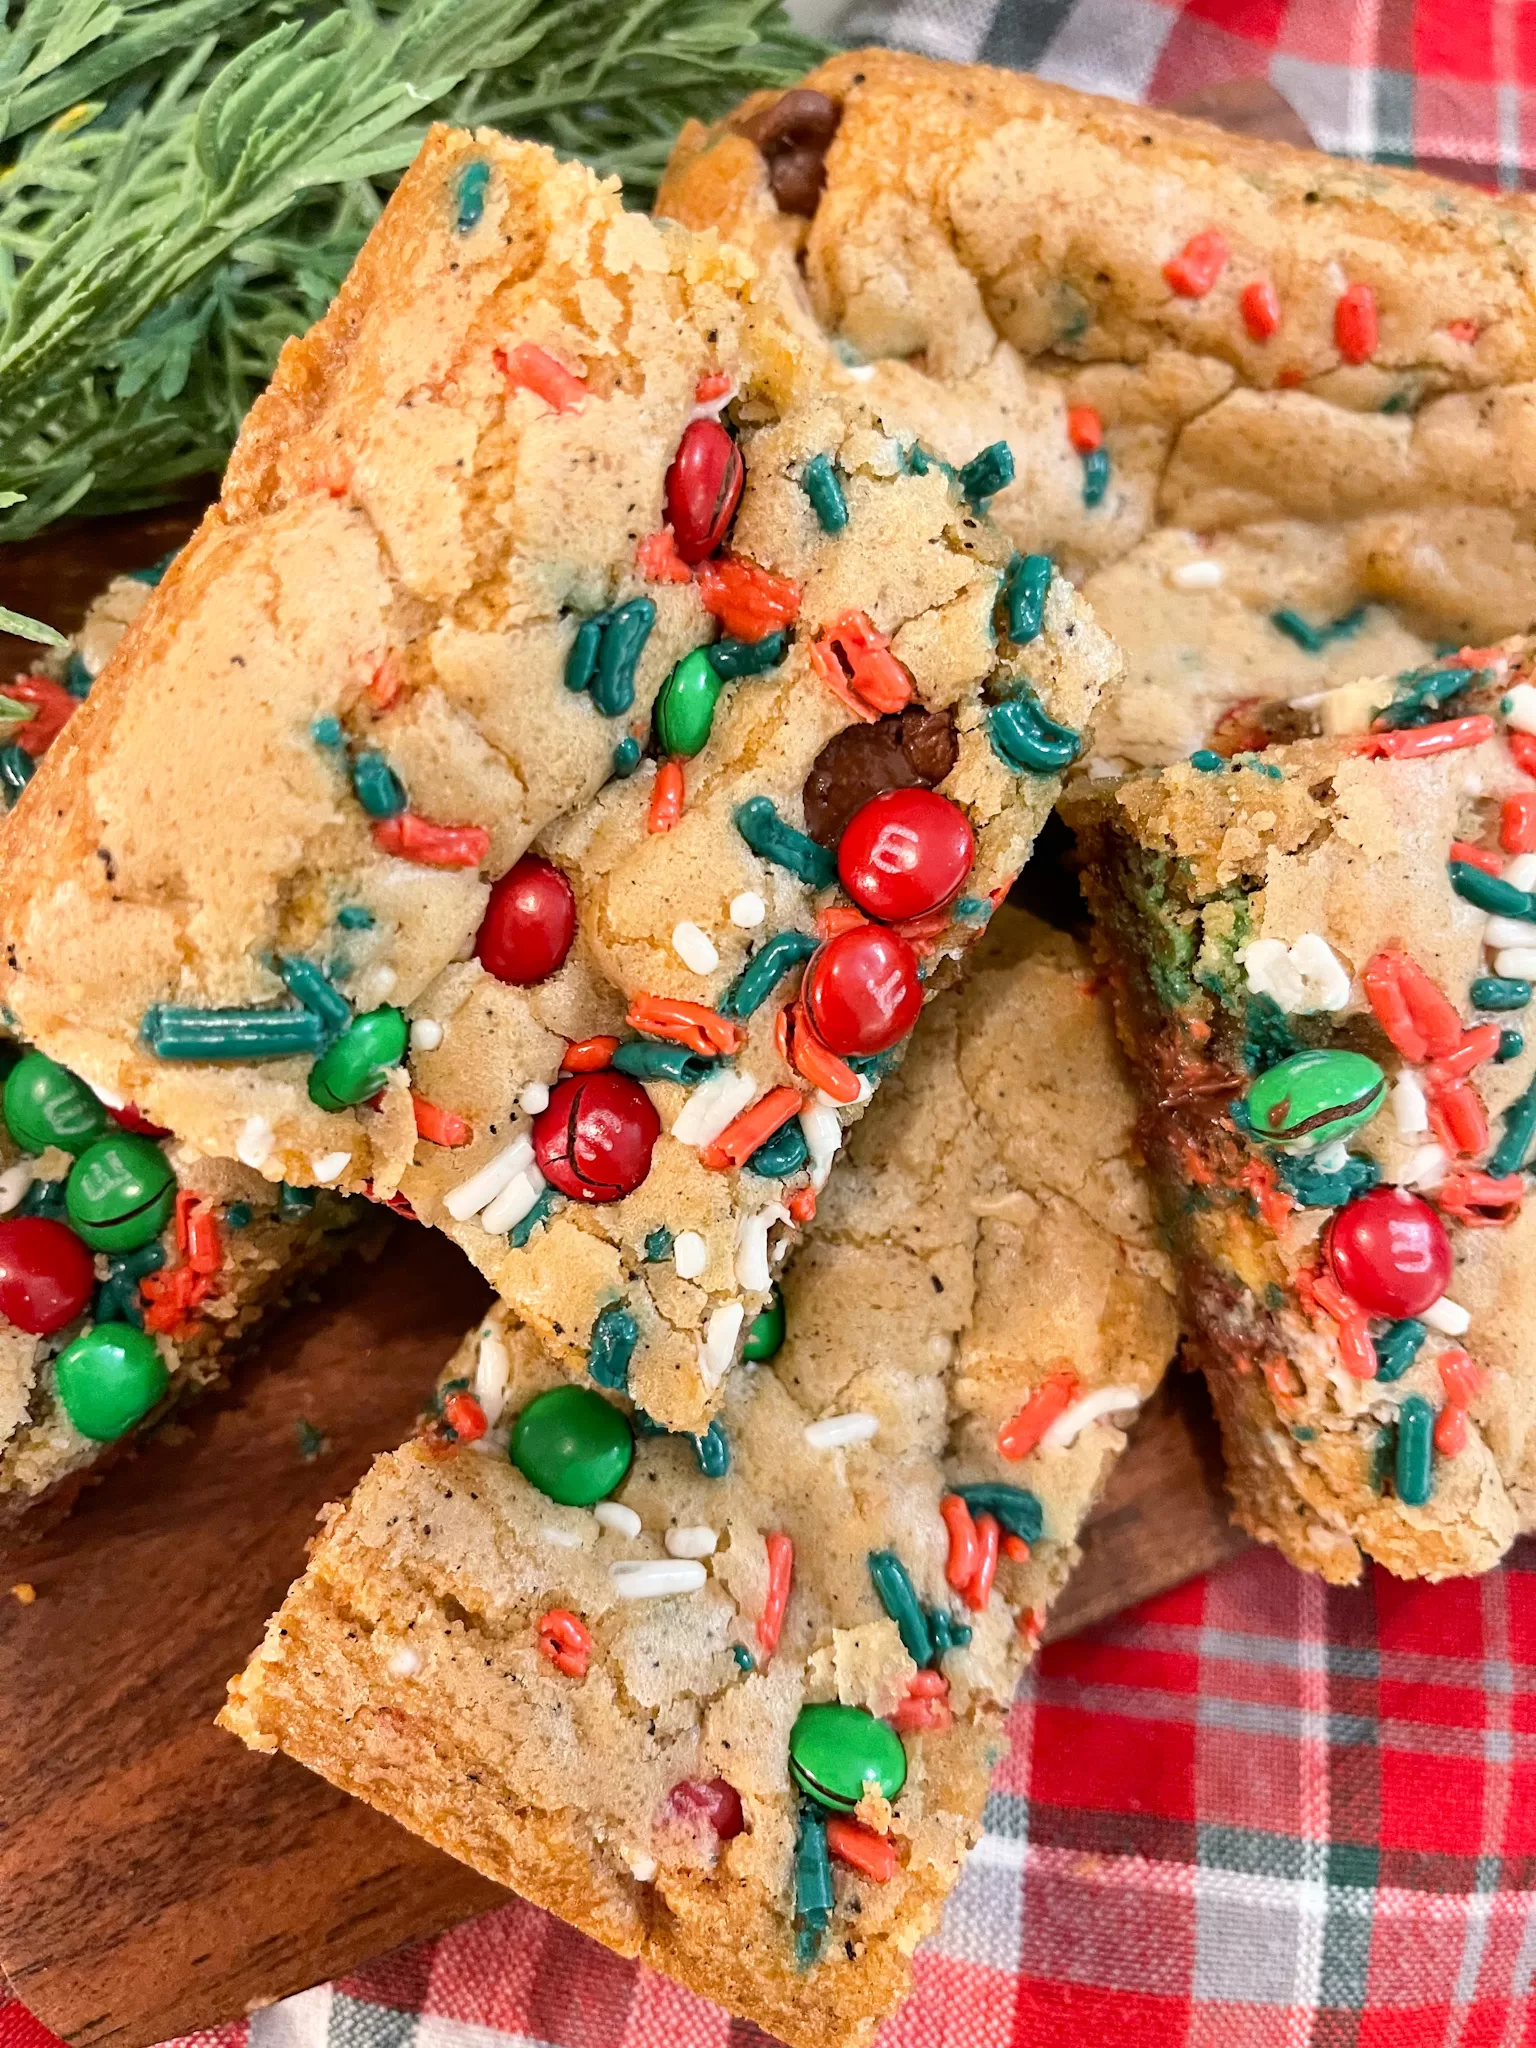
[0,127,1118,1435]
[221,907,1175,2048]
[660,49,1536,768]
[1067,644,1536,1585]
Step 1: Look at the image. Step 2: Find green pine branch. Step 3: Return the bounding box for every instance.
[0,0,825,542]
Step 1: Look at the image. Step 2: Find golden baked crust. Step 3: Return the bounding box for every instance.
[662,50,1536,764]
[222,908,1176,2047]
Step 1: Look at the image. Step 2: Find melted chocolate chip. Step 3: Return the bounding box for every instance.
[802,706,958,847]
[736,88,842,218]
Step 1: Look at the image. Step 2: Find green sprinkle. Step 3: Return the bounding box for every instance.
[17,1177,66,1220]
[592,597,656,718]
[954,1483,1044,1544]
[0,744,34,805]
[999,553,1053,646]
[1472,975,1531,1012]
[1489,1074,1536,1177]
[958,440,1014,508]
[1271,605,1367,653]
[611,735,641,776]
[1448,860,1536,921]
[1190,749,1224,772]
[1376,665,1486,731]
[1273,1150,1381,1207]
[720,929,819,1018]
[128,554,174,588]
[565,615,605,693]
[644,1226,674,1263]
[868,1549,934,1665]
[748,1118,810,1178]
[794,1807,833,1943]
[611,1038,717,1086]
[692,1420,730,1477]
[1081,446,1110,507]
[278,1182,317,1220]
[351,751,407,819]
[929,1607,954,1654]
[509,1183,558,1249]
[143,1004,326,1061]
[295,1417,328,1463]
[454,159,491,232]
[1498,1028,1526,1062]
[337,904,374,930]
[733,1643,755,1672]
[710,629,789,679]
[310,715,344,749]
[588,1302,638,1391]
[64,652,92,698]
[988,693,1081,774]
[1242,994,1298,1075]
[1368,1428,1393,1494]
[799,453,848,532]
[1394,1394,1434,1506]
[277,955,352,1035]
[225,1202,253,1229]
[1374,1319,1426,1384]
[954,895,991,922]
[734,797,837,888]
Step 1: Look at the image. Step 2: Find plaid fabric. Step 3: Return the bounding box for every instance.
[836,0,1536,189]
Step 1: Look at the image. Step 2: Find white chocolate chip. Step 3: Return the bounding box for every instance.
[729,892,767,928]
[236,1115,276,1170]
[623,1847,659,1882]
[1391,1073,1429,1139]
[1421,1295,1471,1336]
[386,1646,421,1678]
[804,1412,880,1450]
[609,1559,707,1599]
[310,1151,350,1184]
[595,1501,642,1539]
[664,1525,718,1558]
[409,1017,443,1054]
[672,1229,708,1280]
[1169,558,1225,591]
[0,1160,33,1215]
[1240,934,1350,1014]
[673,921,720,975]
[541,1525,584,1549]
[1041,1385,1143,1449]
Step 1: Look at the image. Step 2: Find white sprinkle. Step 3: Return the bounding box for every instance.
[1239,933,1350,1014]
[1495,948,1536,979]
[799,1102,843,1190]
[623,1848,659,1882]
[443,1135,535,1222]
[595,1501,642,1539]
[610,1559,708,1599]
[730,892,767,928]
[1086,756,1127,779]
[735,1203,789,1292]
[845,362,876,383]
[310,1151,350,1184]
[1504,682,1536,734]
[672,1068,757,1148]
[541,1524,584,1549]
[673,921,720,975]
[88,1078,127,1110]
[1422,1294,1471,1335]
[409,1018,443,1055]
[387,1646,421,1678]
[1404,1143,1450,1190]
[665,1524,718,1558]
[1314,1139,1351,1174]
[804,1411,879,1450]
[1170,557,1225,591]
[472,1327,511,1425]
[1506,854,1536,892]
[479,1163,546,1235]
[673,1229,709,1280]
[1391,1073,1429,1139]
[1485,915,1536,948]
[519,1082,550,1115]
[1041,1385,1143,1450]
[236,1115,276,1170]
[697,1299,746,1390]
[0,1160,33,1215]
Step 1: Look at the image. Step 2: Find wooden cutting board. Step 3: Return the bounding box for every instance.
[0,510,1249,2048]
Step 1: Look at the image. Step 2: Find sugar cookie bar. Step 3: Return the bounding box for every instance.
[0,129,1117,1431]
[1068,646,1536,1582]
[221,907,1175,2048]
[661,50,1536,768]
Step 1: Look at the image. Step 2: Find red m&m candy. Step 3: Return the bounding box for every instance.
[533,1071,660,1204]
[0,1216,95,1335]
[803,925,922,1057]
[476,855,576,987]
[1325,1186,1452,1319]
[657,1776,745,1842]
[837,788,974,922]
[665,418,744,564]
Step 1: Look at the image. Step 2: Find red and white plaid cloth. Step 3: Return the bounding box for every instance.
[7,6,1536,2046]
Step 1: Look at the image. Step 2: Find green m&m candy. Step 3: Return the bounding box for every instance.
[54,1321,169,1440]
[65,1132,176,1251]
[788,1702,908,1813]
[1241,1049,1386,1150]
[654,649,723,758]
[742,1285,786,1362]
[307,1006,408,1112]
[510,1384,633,1506]
[3,1052,108,1156]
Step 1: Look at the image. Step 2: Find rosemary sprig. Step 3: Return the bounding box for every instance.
[0,0,822,542]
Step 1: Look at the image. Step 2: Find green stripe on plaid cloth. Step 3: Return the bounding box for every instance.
[7,1541,1534,2048]
[839,0,1536,191]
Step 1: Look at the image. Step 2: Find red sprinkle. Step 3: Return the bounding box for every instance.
[373,813,490,868]
[1427,1074,1487,1157]
[810,612,914,722]
[1066,405,1102,453]
[635,529,693,584]
[963,1511,1000,1612]
[1449,839,1501,876]
[1504,792,1536,854]
[890,1670,952,1733]
[695,371,733,404]
[368,654,404,711]
[816,905,868,940]
[537,1607,592,1677]
[1353,715,1496,760]
[758,1531,793,1655]
[1438,1348,1487,1408]
[1240,279,1281,341]
[649,757,686,833]
[1426,1023,1502,1085]
[7,675,78,757]
[1447,319,1479,345]
[660,1776,744,1840]
[626,995,742,1058]
[412,1094,473,1148]
[698,1085,804,1171]
[997,1369,1079,1460]
[696,555,801,640]
[443,1389,487,1443]
[109,1102,171,1138]
[1434,1403,1468,1457]
[1163,228,1229,298]
[1436,1169,1525,1228]
[1002,1533,1031,1563]
[1364,948,1460,1064]
[560,1035,619,1073]
[826,1816,898,1883]
[496,342,588,412]
[1312,1271,1378,1380]
[777,998,862,1106]
[1512,730,1536,779]
[939,1493,978,1590]
[1335,282,1379,364]
[787,1185,817,1224]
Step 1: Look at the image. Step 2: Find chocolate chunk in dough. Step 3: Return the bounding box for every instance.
[803,706,958,846]
[736,88,842,217]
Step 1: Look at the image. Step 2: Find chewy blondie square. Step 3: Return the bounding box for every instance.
[222,906,1175,2048]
